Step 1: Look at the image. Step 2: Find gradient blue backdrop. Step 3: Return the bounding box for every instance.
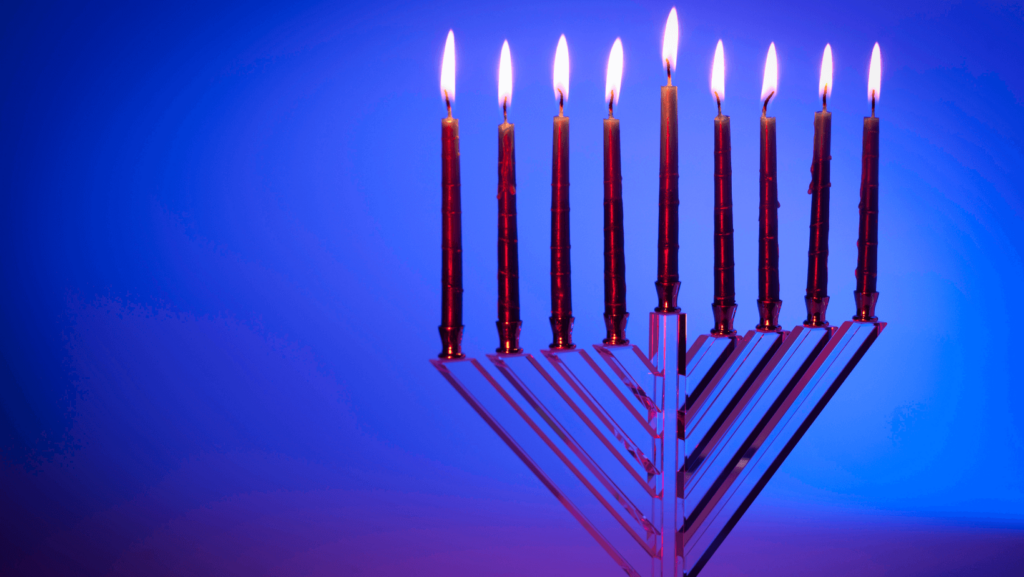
[2,0,1023,575]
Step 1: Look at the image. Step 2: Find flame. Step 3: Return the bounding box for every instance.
[441,30,455,104]
[819,44,833,100]
[760,42,778,104]
[868,42,881,102]
[711,39,725,103]
[662,8,679,72]
[605,38,623,106]
[499,40,512,108]
[553,34,570,103]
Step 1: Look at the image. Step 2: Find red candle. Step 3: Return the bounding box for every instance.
[655,8,681,313]
[603,38,628,345]
[805,44,833,327]
[549,35,574,349]
[711,40,736,336]
[439,31,464,358]
[496,41,522,354]
[757,43,781,331]
[855,44,882,321]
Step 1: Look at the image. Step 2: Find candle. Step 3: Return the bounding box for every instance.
[439,31,464,358]
[757,42,781,331]
[550,35,574,349]
[655,8,681,313]
[804,44,833,327]
[855,43,882,321]
[603,38,628,345]
[711,40,736,336]
[496,41,522,354]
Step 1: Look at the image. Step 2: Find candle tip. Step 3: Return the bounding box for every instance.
[868,43,882,105]
[819,44,833,103]
[499,40,513,109]
[441,30,456,106]
[760,42,778,105]
[711,39,725,105]
[553,34,570,105]
[605,38,623,107]
[662,8,679,75]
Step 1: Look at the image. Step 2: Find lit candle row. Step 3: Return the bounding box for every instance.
[437,15,883,358]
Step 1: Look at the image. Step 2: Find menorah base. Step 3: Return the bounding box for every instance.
[432,313,883,576]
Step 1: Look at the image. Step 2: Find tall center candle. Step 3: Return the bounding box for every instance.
[855,44,882,321]
[439,31,464,358]
[549,35,574,349]
[711,40,736,336]
[757,43,781,331]
[656,9,681,313]
[496,41,522,353]
[805,44,833,328]
[603,39,628,345]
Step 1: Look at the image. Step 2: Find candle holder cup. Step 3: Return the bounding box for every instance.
[655,280,681,313]
[497,320,523,354]
[549,314,576,350]
[711,303,737,336]
[603,312,630,345]
[438,325,465,359]
[854,291,879,322]
[756,299,782,332]
[804,295,830,328]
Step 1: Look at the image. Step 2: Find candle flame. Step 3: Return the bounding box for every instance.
[819,43,833,100]
[605,38,623,106]
[499,40,512,109]
[553,34,570,104]
[760,42,778,105]
[441,30,455,104]
[868,42,882,103]
[662,8,679,74]
[711,39,725,104]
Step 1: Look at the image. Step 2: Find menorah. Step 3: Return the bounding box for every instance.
[430,15,885,576]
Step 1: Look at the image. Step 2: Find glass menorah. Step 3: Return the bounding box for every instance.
[432,311,884,576]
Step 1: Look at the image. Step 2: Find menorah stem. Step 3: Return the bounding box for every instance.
[651,311,685,574]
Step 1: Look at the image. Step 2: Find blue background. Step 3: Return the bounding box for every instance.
[2,0,1023,574]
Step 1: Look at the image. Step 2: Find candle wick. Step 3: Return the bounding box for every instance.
[503,98,508,122]
[445,90,452,118]
[666,60,672,86]
[715,92,721,116]
[822,90,827,112]
[558,90,564,117]
[608,95,614,118]
[762,91,774,117]
[871,92,876,117]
